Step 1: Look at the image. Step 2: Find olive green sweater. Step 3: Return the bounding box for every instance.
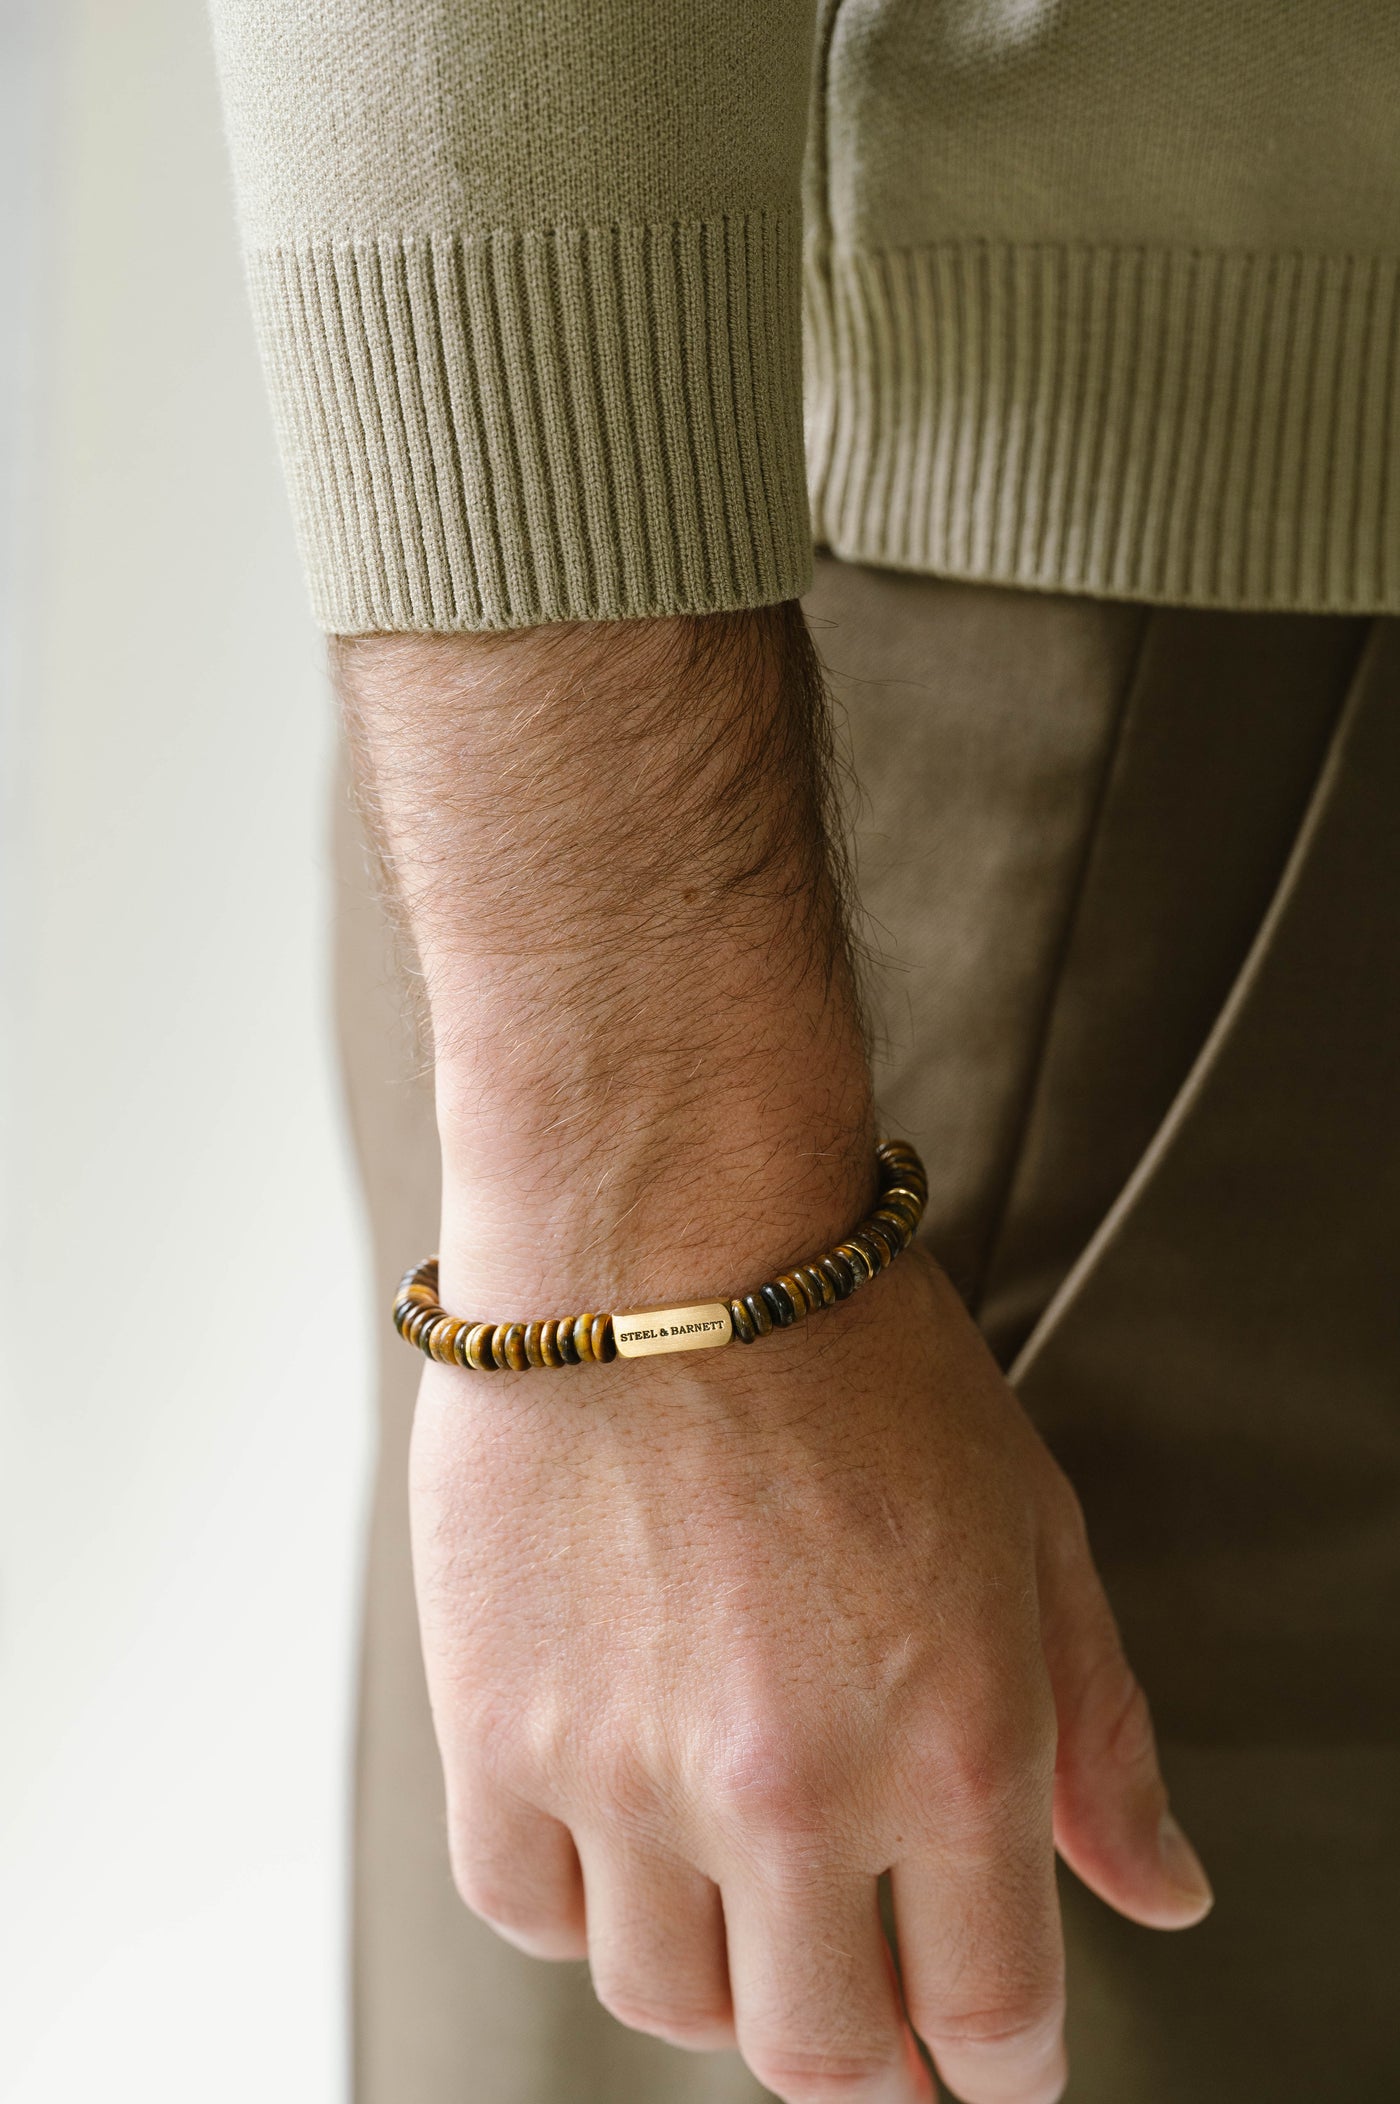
[209,3,1400,632]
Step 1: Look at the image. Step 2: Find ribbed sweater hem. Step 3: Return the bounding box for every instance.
[805,240,1400,613]
[246,212,813,633]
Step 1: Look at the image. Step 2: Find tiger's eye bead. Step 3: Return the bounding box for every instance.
[743,1292,773,1337]
[572,1313,596,1362]
[873,1207,913,1249]
[820,1252,855,1299]
[498,1323,529,1371]
[862,1221,898,1267]
[797,1263,834,1309]
[833,1241,872,1286]
[729,1298,756,1343]
[464,1323,496,1369]
[846,1232,884,1276]
[556,1320,581,1365]
[537,1319,562,1367]
[522,1321,547,1368]
[430,1317,464,1362]
[762,1282,796,1326]
[590,1313,615,1363]
[777,1271,811,1317]
[405,1307,438,1348]
[485,1323,512,1370]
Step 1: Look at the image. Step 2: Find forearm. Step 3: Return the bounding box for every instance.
[333,607,876,1313]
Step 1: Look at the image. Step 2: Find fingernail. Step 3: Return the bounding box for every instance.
[1157,1809,1214,1913]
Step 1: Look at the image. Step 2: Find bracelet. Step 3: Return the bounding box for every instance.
[392,1138,927,1372]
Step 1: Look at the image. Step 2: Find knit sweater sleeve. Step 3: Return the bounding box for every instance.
[208,1,818,634]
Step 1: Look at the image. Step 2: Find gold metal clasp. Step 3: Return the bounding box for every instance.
[611,1301,734,1359]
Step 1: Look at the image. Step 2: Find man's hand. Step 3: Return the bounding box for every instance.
[411,1249,1210,2104]
[334,608,1211,2104]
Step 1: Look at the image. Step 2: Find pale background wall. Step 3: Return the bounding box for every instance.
[0,4,372,2100]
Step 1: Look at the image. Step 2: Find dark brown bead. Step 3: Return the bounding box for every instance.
[464,1323,497,1370]
[572,1313,596,1363]
[777,1271,810,1318]
[556,1320,581,1365]
[591,1313,615,1363]
[743,1291,773,1337]
[821,1252,855,1299]
[762,1281,796,1326]
[873,1207,913,1248]
[847,1230,886,1274]
[729,1298,756,1343]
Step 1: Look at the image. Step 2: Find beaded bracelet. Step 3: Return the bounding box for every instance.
[392,1138,927,1372]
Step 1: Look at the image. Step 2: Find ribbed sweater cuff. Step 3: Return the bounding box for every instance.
[246,213,812,633]
[807,241,1400,613]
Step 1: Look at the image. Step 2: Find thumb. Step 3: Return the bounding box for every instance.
[1039,1507,1214,1930]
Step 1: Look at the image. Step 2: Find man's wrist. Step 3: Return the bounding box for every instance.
[334,602,875,1310]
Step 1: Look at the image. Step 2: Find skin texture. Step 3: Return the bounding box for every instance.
[334,608,1212,2104]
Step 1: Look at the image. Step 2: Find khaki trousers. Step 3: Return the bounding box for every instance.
[333,557,1400,2102]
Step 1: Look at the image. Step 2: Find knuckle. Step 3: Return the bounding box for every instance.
[1069,1645,1157,1774]
[580,1736,664,1829]
[747,2038,908,2101]
[712,1723,834,1838]
[448,1848,576,1956]
[593,1985,731,2051]
[911,1991,1065,2058]
[915,1719,1049,1839]
[1100,1670,1157,1770]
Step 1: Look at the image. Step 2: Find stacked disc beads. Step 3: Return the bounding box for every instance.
[392,1271,618,1372]
[724,1137,928,1344]
[392,1136,927,1370]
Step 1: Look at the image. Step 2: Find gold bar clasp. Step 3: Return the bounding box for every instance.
[611,1301,734,1359]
